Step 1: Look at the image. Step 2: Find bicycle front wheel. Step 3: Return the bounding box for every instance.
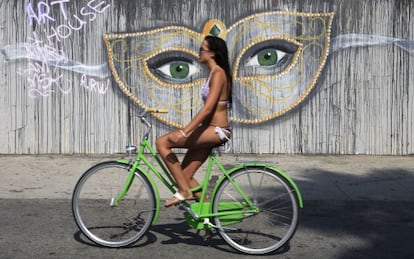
[72,161,156,247]
[212,166,299,254]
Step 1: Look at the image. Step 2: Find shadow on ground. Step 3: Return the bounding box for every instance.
[292,167,414,259]
[127,167,414,258]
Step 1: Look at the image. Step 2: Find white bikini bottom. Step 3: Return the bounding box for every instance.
[214,126,231,141]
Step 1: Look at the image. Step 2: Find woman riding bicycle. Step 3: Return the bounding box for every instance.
[156,35,232,207]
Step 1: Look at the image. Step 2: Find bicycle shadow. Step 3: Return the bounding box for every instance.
[73,229,158,249]
[72,197,294,255]
[72,215,291,255]
[148,217,291,256]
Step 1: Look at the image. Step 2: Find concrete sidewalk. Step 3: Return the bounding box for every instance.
[1,154,413,201]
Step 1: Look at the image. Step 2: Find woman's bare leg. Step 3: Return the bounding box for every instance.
[181,147,214,240]
[156,135,193,202]
[181,148,212,200]
[156,126,223,206]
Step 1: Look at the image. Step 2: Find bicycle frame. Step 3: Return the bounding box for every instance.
[113,138,256,226]
[111,112,303,229]
[72,110,304,254]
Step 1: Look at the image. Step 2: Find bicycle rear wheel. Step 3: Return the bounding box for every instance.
[72,161,156,247]
[212,166,299,254]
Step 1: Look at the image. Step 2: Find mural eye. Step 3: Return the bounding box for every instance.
[236,39,300,78]
[246,48,287,67]
[146,50,206,85]
[157,61,198,80]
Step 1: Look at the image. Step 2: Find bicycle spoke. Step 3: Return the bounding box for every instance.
[222,189,242,203]
[72,162,156,247]
[213,167,298,254]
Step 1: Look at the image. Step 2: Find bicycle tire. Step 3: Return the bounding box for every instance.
[212,166,299,254]
[72,161,156,247]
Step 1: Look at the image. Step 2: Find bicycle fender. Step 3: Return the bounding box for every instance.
[116,159,161,225]
[213,163,304,208]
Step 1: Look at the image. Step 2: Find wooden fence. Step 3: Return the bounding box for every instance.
[0,0,412,154]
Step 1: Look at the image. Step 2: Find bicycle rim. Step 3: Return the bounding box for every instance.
[212,167,299,254]
[72,162,155,247]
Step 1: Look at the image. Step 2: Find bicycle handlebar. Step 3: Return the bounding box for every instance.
[147,108,168,114]
[139,108,169,140]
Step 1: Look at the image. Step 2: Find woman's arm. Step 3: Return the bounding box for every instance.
[181,68,226,135]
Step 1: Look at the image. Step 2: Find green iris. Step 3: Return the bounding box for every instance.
[257,49,278,66]
[169,62,190,79]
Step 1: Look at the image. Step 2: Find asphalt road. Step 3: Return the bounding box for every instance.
[1,199,413,259]
[1,154,414,258]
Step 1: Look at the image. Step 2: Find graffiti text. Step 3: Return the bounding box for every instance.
[80,74,110,94]
[25,0,110,43]
[18,62,70,97]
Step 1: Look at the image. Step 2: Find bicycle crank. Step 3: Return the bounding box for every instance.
[203,218,237,231]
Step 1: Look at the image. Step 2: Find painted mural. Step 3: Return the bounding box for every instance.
[104,12,334,127]
[0,0,413,154]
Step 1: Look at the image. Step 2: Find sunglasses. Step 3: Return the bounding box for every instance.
[199,47,210,53]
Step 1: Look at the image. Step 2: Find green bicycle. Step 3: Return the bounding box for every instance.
[72,109,303,255]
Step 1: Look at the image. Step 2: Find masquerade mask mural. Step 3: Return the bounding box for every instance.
[104,11,334,127]
[1,1,413,155]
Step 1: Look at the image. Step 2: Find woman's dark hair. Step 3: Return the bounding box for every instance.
[205,36,232,104]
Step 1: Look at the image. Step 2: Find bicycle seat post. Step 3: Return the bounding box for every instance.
[213,147,222,157]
